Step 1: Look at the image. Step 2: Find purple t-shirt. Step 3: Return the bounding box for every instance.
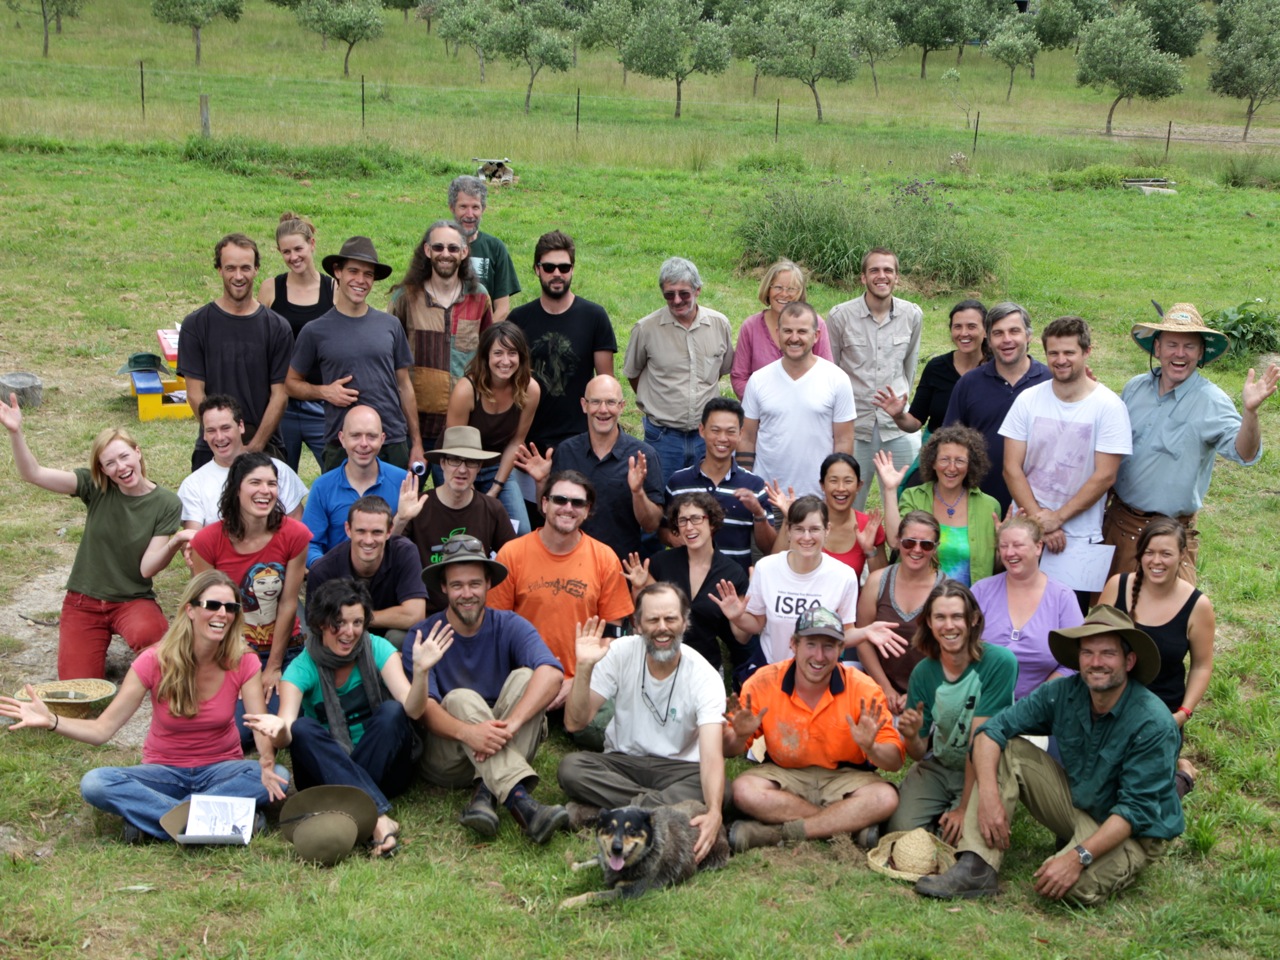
[970,573,1083,700]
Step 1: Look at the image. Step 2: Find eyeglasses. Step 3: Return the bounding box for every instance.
[901,538,937,552]
[770,285,800,296]
[193,599,242,614]
[547,493,589,509]
[537,261,573,274]
[442,456,483,470]
[662,289,694,303]
[935,457,969,469]
[584,397,624,409]
[676,515,708,528]
[429,243,465,254]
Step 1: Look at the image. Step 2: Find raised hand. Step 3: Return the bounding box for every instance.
[1243,363,1280,412]
[873,450,907,491]
[871,385,907,419]
[627,452,648,493]
[574,616,612,668]
[410,620,455,673]
[897,700,926,741]
[620,552,652,592]
[861,620,907,659]
[0,685,54,730]
[394,471,429,525]
[763,479,795,521]
[856,508,883,555]
[723,692,768,740]
[0,393,23,434]
[707,578,747,621]
[846,697,890,751]
[514,442,553,482]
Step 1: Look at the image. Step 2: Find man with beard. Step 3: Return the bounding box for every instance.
[406,534,569,843]
[389,220,493,461]
[179,233,294,470]
[916,606,1183,904]
[509,231,616,460]
[558,582,727,864]
[942,303,1051,514]
[448,175,521,323]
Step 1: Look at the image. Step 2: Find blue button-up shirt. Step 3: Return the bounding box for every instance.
[302,458,406,566]
[1114,369,1259,516]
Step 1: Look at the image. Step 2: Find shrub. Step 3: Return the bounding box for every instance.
[737,149,808,175]
[736,178,999,290]
[1047,163,1128,190]
[1219,154,1280,189]
[1204,299,1280,364]
[180,135,455,180]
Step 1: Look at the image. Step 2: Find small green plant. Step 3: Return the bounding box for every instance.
[1205,299,1280,363]
[1048,163,1128,190]
[1182,811,1221,858]
[736,149,808,175]
[1218,154,1280,189]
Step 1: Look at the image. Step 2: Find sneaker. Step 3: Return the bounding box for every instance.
[121,822,148,845]
[509,796,569,845]
[459,783,500,838]
[915,851,1000,900]
[729,819,784,854]
[566,801,601,831]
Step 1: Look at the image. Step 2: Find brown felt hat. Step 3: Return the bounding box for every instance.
[321,236,393,281]
[1048,605,1161,686]
[423,426,499,464]
[279,785,377,866]
[422,532,508,592]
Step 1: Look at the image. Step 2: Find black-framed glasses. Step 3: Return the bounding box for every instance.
[547,493,589,509]
[662,289,694,302]
[901,538,937,552]
[676,515,708,528]
[193,599,242,614]
[537,261,573,274]
[442,455,483,470]
[429,243,464,254]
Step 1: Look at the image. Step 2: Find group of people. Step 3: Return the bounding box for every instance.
[1,191,1276,904]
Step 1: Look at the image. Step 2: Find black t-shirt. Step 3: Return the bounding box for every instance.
[649,546,748,673]
[908,351,962,435]
[509,295,616,449]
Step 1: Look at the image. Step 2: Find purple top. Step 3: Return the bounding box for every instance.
[970,573,1083,700]
[730,310,834,399]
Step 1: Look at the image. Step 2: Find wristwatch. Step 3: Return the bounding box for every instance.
[1074,844,1093,867]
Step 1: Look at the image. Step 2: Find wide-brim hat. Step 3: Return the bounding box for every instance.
[1131,302,1230,366]
[117,352,175,378]
[423,426,500,464]
[868,828,958,882]
[291,811,362,866]
[1048,604,1161,686]
[321,236,393,281]
[279,785,377,850]
[422,532,508,592]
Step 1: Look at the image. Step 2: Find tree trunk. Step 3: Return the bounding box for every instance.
[425,15,431,33]
[1244,99,1255,142]
[525,65,538,114]
[478,48,485,83]
[956,42,964,65]
[920,48,928,79]
[752,65,759,98]
[403,8,408,21]
[343,40,355,77]
[1105,93,1123,135]
[194,26,201,67]
[622,63,627,86]
[870,60,879,96]
[55,8,62,35]
[675,76,682,118]
[573,39,578,68]
[1006,68,1013,102]
[1029,57,1035,80]
[41,0,50,57]
[809,81,823,123]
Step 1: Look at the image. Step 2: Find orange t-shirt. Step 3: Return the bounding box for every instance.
[741,660,906,769]
[487,532,635,677]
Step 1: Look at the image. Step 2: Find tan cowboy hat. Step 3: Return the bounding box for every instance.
[424,425,500,464]
[1048,605,1161,686]
[422,532,508,592]
[868,829,958,882]
[1131,302,1230,366]
[280,786,377,866]
[321,236,393,281]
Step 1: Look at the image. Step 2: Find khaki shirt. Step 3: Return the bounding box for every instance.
[827,294,923,441]
[623,305,733,430]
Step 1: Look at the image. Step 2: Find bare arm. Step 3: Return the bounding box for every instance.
[246,383,288,453]
[564,618,610,732]
[503,663,564,734]
[691,722,726,863]
[1050,451,1122,529]
[1179,594,1215,722]
[396,368,424,460]
[371,597,427,632]
[0,669,147,745]
[492,380,540,492]
[1002,437,1040,517]
[737,417,759,471]
[832,419,855,456]
[184,377,207,423]
[593,351,614,377]
[491,295,511,324]
[444,376,475,430]
[257,275,278,309]
[0,397,81,494]
[139,529,196,579]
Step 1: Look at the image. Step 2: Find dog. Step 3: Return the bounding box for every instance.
[559,801,729,908]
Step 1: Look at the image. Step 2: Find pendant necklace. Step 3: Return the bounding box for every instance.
[936,488,963,518]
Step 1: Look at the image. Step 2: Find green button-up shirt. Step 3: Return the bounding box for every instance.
[977,675,1184,840]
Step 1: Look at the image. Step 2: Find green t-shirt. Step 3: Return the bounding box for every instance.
[66,468,182,602]
[468,231,521,302]
[283,635,396,746]
[906,644,1017,770]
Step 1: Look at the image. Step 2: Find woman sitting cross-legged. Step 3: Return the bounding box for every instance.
[0,572,288,843]
[245,578,452,858]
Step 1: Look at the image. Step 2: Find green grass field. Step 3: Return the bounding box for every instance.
[1,2,1279,958]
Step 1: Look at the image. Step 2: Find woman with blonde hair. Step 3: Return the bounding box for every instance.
[0,395,189,679]
[730,259,833,399]
[0,571,288,843]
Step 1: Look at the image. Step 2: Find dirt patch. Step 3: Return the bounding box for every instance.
[0,564,151,748]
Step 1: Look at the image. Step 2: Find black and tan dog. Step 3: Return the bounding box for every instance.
[559,801,730,908]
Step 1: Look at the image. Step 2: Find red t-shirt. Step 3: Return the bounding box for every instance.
[191,517,311,653]
[133,647,260,766]
[823,511,885,578]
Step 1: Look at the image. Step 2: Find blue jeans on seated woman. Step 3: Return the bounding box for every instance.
[80,759,289,841]
[475,464,530,536]
[287,701,416,814]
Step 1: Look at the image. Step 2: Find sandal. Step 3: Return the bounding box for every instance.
[368,831,400,858]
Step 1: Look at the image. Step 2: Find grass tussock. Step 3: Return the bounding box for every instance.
[736,178,1000,290]
[1218,154,1280,189]
[179,135,458,180]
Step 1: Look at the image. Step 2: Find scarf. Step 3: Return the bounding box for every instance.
[304,629,384,755]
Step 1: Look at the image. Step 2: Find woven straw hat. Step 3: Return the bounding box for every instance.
[1131,302,1230,366]
[867,828,958,882]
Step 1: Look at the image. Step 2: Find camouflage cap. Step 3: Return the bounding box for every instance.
[794,605,844,643]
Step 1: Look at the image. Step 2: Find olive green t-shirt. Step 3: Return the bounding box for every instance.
[65,468,182,602]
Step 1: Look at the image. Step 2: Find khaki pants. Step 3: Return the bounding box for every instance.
[557,752,704,809]
[959,738,1167,906]
[1102,496,1199,585]
[421,668,547,804]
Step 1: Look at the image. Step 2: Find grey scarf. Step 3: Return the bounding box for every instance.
[304,630,384,755]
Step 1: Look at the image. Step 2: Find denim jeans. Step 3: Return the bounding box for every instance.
[235,645,303,751]
[80,759,289,841]
[642,417,702,490]
[280,399,326,473]
[476,464,530,535]
[288,701,416,814]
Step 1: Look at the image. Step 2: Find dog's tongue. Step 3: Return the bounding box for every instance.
[607,854,626,871]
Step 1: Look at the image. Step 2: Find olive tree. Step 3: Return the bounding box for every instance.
[486,0,575,114]
[580,0,638,85]
[151,0,244,66]
[987,16,1039,101]
[6,0,88,57]
[621,0,730,118]
[437,0,490,79]
[1076,6,1183,136]
[886,0,966,79]
[846,0,900,96]
[1131,0,1210,59]
[753,1,857,122]
[1210,0,1280,141]
[297,0,385,76]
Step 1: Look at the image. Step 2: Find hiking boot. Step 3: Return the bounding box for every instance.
[855,822,880,851]
[566,801,601,831]
[508,795,569,845]
[915,851,1000,900]
[459,782,500,838]
[729,818,805,853]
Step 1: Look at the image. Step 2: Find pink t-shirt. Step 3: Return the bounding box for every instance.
[132,647,260,766]
[191,518,311,654]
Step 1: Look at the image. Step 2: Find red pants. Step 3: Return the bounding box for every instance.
[58,591,169,679]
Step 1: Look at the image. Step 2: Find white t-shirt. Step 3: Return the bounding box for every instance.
[745,552,859,664]
[178,457,308,526]
[742,358,856,498]
[590,635,725,762]
[999,381,1132,540]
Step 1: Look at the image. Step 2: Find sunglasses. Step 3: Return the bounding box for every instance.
[429,243,465,254]
[193,599,242,614]
[662,289,694,303]
[538,261,573,274]
[440,536,483,557]
[547,493,589,509]
[901,538,937,552]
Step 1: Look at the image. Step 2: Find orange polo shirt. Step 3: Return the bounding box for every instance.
[741,660,906,770]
